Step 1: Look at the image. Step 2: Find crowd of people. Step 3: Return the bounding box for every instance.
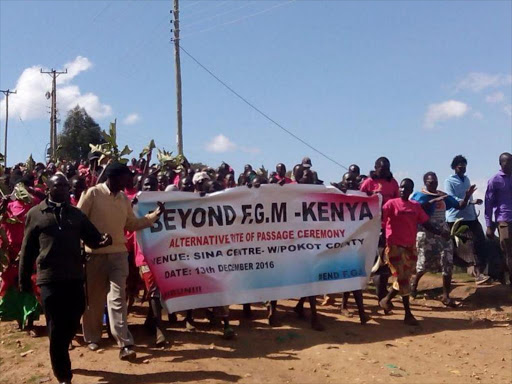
[0,149,510,384]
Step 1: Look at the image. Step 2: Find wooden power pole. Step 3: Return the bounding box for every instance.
[41,68,67,160]
[0,89,16,166]
[173,0,184,156]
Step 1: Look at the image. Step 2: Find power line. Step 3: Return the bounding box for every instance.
[180,2,252,31]
[178,45,348,170]
[180,0,296,40]
[182,0,230,20]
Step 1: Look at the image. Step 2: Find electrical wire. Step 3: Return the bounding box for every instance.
[182,0,230,20]
[180,0,296,40]
[180,2,252,30]
[178,45,348,170]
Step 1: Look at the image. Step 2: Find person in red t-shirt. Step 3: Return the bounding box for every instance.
[359,157,400,308]
[275,163,292,184]
[379,178,450,325]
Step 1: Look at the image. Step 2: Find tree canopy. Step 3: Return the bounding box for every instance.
[58,106,105,161]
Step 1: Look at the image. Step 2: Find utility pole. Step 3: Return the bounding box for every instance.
[173,0,184,156]
[41,68,67,159]
[0,89,16,166]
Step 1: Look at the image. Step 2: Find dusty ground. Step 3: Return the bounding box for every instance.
[0,274,511,384]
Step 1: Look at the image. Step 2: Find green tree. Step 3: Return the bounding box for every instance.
[58,105,105,161]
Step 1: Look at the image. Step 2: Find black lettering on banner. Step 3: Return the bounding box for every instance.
[271,202,287,223]
[302,202,317,221]
[178,208,192,229]
[150,216,163,233]
[241,204,251,224]
[164,209,177,231]
[359,202,373,220]
[346,202,358,221]
[331,203,344,221]
[224,205,236,225]
[255,203,265,224]
[208,206,224,226]
[192,208,206,227]
[317,202,329,222]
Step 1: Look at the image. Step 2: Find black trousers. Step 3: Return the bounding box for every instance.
[40,280,85,383]
[449,220,487,272]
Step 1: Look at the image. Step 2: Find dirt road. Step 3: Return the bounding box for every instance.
[0,275,510,384]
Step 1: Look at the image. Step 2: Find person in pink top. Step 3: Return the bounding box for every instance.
[133,175,168,346]
[275,163,292,184]
[379,178,450,325]
[359,157,399,204]
[359,157,400,307]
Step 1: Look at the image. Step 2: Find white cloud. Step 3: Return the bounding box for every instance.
[0,56,111,121]
[123,113,140,125]
[206,134,237,153]
[485,91,505,103]
[455,72,512,92]
[504,104,512,117]
[205,134,260,154]
[424,100,469,129]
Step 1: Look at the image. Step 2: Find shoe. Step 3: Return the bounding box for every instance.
[155,327,166,346]
[119,346,137,361]
[475,274,491,285]
[87,343,99,351]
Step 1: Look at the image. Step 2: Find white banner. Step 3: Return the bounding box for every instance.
[135,184,381,312]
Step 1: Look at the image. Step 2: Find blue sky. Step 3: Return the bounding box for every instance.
[1,0,511,207]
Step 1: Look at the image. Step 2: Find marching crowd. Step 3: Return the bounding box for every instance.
[0,150,511,384]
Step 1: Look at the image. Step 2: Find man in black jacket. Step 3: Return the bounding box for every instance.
[19,174,112,384]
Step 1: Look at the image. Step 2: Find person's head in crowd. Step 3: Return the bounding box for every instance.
[208,180,225,193]
[399,178,414,200]
[35,163,46,173]
[47,163,57,176]
[244,164,253,174]
[499,152,512,175]
[157,173,169,191]
[423,171,438,193]
[193,171,210,193]
[65,163,76,179]
[450,155,468,178]
[138,158,147,172]
[142,175,158,192]
[252,175,268,188]
[371,156,392,181]
[342,172,358,191]
[9,169,23,189]
[130,158,137,169]
[348,164,360,177]
[302,157,312,169]
[225,173,236,188]
[180,176,194,192]
[104,162,132,194]
[22,172,35,187]
[292,164,304,182]
[70,176,87,201]
[217,162,230,179]
[88,152,101,171]
[276,163,287,178]
[248,169,258,183]
[47,174,70,204]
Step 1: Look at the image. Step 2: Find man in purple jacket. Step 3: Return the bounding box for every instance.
[485,152,512,286]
